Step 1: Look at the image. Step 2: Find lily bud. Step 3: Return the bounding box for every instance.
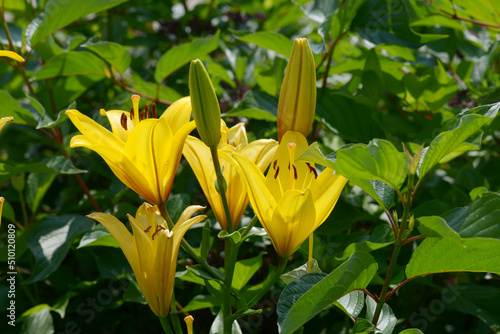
[189,59,221,148]
[277,38,316,142]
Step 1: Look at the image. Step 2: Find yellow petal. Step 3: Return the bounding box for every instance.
[270,189,316,257]
[66,109,125,148]
[231,153,276,230]
[161,97,192,135]
[154,229,174,316]
[309,171,347,227]
[162,120,196,198]
[240,139,277,171]
[226,123,248,147]
[100,109,132,142]
[0,50,24,62]
[0,117,13,132]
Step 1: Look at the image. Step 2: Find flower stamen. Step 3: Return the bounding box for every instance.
[120,113,128,130]
[287,143,296,189]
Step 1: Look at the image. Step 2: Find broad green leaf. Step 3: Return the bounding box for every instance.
[232,255,263,290]
[182,295,218,312]
[25,215,93,283]
[185,264,225,282]
[51,292,77,319]
[42,156,87,174]
[20,305,54,334]
[333,226,394,263]
[406,238,500,279]
[297,144,395,209]
[123,275,146,304]
[317,93,383,143]
[443,192,500,238]
[131,73,183,104]
[449,285,500,332]
[398,330,424,334]
[239,31,293,57]
[77,225,119,248]
[334,290,365,319]
[30,0,127,46]
[84,41,131,73]
[280,259,322,285]
[26,171,57,213]
[352,318,376,334]
[417,216,464,246]
[0,90,37,126]
[278,252,378,334]
[418,102,500,178]
[366,296,397,334]
[239,226,268,242]
[34,51,108,80]
[154,31,220,83]
[336,139,407,190]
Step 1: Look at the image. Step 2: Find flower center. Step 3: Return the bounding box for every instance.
[120,95,158,130]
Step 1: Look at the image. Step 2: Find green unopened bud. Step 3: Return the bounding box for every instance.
[408,214,415,231]
[11,173,25,192]
[189,59,221,148]
[403,143,424,176]
[277,38,316,142]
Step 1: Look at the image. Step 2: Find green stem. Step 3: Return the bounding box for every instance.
[159,205,225,281]
[307,234,314,273]
[371,204,411,325]
[17,190,28,227]
[239,215,259,240]
[222,240,240,334]
[247,257,288,309]
[159,317,175,334]
[210,146,234,233]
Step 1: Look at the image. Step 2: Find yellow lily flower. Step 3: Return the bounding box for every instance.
[66,96,195,205]
[225,131,347,258]
[0,51,24,62]
[183,121,277,230]
[88,203,206,317]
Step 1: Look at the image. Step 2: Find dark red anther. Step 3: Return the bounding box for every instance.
[120,113,128,130]
[144,226,152,233]
[145,105,150,119]
[130,107,135,120]
[306,162,318,179]
[152,104,157,118]
[140,110,145,121]
[292,165,297,180]
[273,160,277,170]
[152,225,165,240]
[274,166,280,179]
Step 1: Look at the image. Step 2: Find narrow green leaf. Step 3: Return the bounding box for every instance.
[406,237,500,279]
[34,51,107,80]
[239,31,293,57]
[42,156,87,174]
[278,252,378,334]
[31,0,127,46]
[25,172,57,213]
[418,102,500,178]
[77,225,119,248]
[232,255,263,291]
[25,215,93,283]
[0,90,37,126]
[155,31,220,83]
[398,329,424,334]
[182,295,218,312]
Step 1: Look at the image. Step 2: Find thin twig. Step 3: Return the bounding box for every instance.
[436,6,500,28]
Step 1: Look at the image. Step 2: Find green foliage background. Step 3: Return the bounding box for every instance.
[0,0,500,333]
